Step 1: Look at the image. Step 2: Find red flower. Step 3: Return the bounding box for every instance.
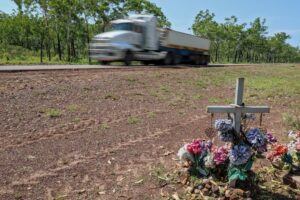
[187,139,202,155]
[273,144,288,156]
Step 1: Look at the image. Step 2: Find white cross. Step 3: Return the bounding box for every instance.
[207,78,270,134]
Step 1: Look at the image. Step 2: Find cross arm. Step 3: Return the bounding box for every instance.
[207,105,270,113]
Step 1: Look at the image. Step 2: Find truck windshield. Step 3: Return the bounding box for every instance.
[111,23,133,31]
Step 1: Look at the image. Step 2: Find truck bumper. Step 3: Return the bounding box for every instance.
[89,49,123,61]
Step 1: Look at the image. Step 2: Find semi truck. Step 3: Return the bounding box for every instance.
[89,15,210,66]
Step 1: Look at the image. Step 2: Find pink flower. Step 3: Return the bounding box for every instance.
[213,146,229,165]
[187,139,202,155]
[295,142,300,152]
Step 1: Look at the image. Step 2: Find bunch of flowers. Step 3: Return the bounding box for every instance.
[215,119,234,142]
[178,139,230,176]
[229,144,252,166]
[213,146,229,165]
[285,130,300,170]
[266,144,288,162]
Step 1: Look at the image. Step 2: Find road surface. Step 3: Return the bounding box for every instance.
[0,63,287,72]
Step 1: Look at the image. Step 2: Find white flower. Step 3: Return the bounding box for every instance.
[177,144,194,162]
[204,152,215,168]
[288,140,297,154]
[288,130,298,140]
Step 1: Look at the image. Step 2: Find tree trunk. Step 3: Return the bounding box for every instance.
[57,32,62,60]
[40,33,44,63]
[85,18,91,64]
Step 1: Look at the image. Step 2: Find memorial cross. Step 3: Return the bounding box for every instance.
[207,78,270,135]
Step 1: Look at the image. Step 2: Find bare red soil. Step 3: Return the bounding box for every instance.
[0,67,296,199]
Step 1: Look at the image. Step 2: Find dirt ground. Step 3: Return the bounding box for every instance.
[0,65,299,200]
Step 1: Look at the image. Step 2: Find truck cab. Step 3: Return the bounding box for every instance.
[89,15,160,65]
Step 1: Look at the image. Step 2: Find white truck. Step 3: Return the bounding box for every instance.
[89,15,210,66]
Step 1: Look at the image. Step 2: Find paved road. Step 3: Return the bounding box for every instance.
[0,63,285,72]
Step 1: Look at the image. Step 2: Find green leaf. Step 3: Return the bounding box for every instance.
[228,167,247,182]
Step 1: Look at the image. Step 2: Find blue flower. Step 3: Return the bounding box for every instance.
[215,119,233,132]
[229,144,252,166]
[246,128,265,148]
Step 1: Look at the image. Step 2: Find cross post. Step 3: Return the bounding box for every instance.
[207,78,270,135]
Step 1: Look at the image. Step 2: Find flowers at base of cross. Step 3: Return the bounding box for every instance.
[229,144,252,166]
[213,146,229,165]
[288,130,300,140]
[215,119,233,132]
[177,144,195,163]
[204,152,215,168]
[266,144,288,162]
[187,139,202,155]
[246,128,265,149]
[265,132,277,144]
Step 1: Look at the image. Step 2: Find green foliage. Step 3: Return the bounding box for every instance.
[192,9,300,63]
[127,116,141,124]
[45,108,62,118]
[0,0,170,64]
[282,113,300,130]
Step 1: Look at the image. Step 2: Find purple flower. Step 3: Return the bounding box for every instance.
[257,143,267,153]
[229,144,252,166]
[246,128,265,148]
[213,146,229,165]
[215,119,233,132]
[265,133,277,143]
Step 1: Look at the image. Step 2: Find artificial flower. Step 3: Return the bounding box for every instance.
[204,152,215,168]
[229,144,252,166]
[215,119,233,132]
[246,128,265,148]
[177,144,195,162]
[187,139,202,155]
[213,146,229,165]
[265,132,277,143]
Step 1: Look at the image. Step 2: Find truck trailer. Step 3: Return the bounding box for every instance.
[89,15,210,66]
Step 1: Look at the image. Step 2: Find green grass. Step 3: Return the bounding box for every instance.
[67,104,78,112]
[45,108,62,118]
[127,116,142,124]
[282,113,300,130]
[147,112,156,118]
[100,122,110,130]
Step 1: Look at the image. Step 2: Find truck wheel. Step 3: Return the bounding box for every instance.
[163,52,173,65]
[194,55,201,66]
[100,61,110,65]
[124,50,133,66]
[173,55,181,65]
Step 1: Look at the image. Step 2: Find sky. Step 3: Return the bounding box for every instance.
[1,0,299,47]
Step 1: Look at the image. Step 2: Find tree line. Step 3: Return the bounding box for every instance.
[0,0,170,63]
[0,2,299,64]
[192,10,300,63]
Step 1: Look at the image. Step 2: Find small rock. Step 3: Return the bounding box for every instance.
[225,189,231,198]
[77,189,86,194]
[202,188,210,196]
[180,176,189,185]
[205,183,211,189]
[194,189,200,194]
[212,185,219,193]
[186,186,194,194]
[172,192,180,200]
[203,179,210,184]
[197,185,204,190]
